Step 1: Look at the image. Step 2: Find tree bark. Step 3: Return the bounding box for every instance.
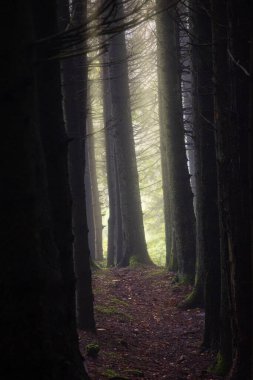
[105,0,152,266]
[86,90,104,262]
[211,0,251,376]
[102,47,124,267]
[156,0,196,282]
[1,2,89,378]
[58,0,96,331]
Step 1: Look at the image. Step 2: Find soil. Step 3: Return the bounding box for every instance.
[79,267,223,380]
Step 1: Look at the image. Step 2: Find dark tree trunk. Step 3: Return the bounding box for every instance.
[211,0,251,376]
[105,0,152,267]
[156,0,196,282]
[181,2,221,329]
[103,47,124,267]
[1,2,89,378]
[192,0,220,345]
[58,0,95,331]
[225,1,251,377]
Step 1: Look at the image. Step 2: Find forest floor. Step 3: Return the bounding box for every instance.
[79,267,223,380]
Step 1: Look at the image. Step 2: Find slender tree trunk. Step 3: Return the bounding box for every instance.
[156,0,196,282]
[211,2,233,373]
[192,0,221,344]
[249,18,253,380]
[102,51,117,266]
[58,0,95,331]
[86,91,104,261]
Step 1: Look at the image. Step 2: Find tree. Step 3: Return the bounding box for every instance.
[58,0,95,331]
[102,48,124,266]
[211,0,252,376]
[1,1,89,378]
[156,0,196,282]
[86,90,104,262]
[190,0,221,345]
[103,0,153,267]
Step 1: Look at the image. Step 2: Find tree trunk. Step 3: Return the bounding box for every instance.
[211,0,251,376]
[105,0,152,267]
[58,0,95,331]
[86,91,104,261]
[156,0,196,282]
[1,2,89,378]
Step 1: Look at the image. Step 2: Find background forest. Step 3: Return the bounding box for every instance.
[1,0,252,379]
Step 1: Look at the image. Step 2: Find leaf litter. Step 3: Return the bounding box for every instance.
[79,267,223,380]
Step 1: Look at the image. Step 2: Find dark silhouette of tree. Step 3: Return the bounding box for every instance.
[180,1,221,336]
[156,0,196,282]
[211,0,252,377]
[1,1,89,378]
[190,0,220,346]
[58,0,95,331]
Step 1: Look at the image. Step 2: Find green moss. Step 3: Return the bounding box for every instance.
[102,369,129,379]
[177,273,193,285]
[104,351,121,359]
[210,351,230,376]
[110,297,129,307]
[95,305,132,320]
[129,255,143,268]
[178,287,203,309]
[144,268,166,278]
[86,342,100,357]
[95,305,119,315]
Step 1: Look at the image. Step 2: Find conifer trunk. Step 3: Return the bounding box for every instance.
[106,0,152,266]
[156,0,196,282]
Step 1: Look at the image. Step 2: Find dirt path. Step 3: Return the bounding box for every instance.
[79,267,222,380]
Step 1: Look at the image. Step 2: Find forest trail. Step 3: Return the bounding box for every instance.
[79,268,222,380]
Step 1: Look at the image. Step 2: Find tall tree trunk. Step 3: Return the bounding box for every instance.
[1,2,89,378]
[211,0,251,376]
[192,0,221,346]
[86,91,104,261]
[156,0,196,282]
[102,48,124,267]
[225,1,251,377]
[58,0,95,331]
[105,0,152,267]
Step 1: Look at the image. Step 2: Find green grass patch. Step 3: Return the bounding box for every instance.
[110,297,129,307]
[95,305,119,315]
[95,305,132,321]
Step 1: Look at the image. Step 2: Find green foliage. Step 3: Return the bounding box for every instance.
[86,342,100,358]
